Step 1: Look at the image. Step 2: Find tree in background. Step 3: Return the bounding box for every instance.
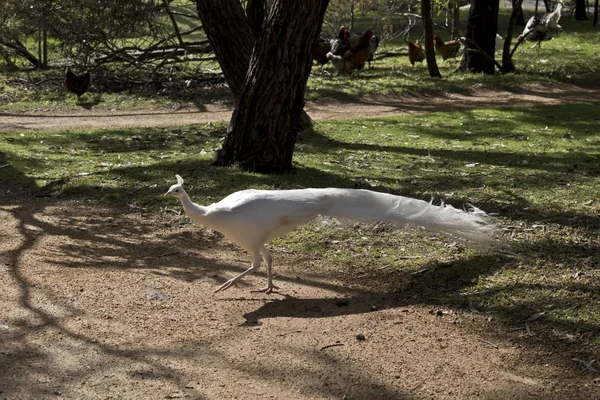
[0,0,201,69]
[500,0,524,73]
[512,0,526,26]
[421,0,442,77]
[460,0,499,74]
[0,0,50,68]
[575,0,588,20]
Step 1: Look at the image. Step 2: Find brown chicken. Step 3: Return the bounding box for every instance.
[407,40,425,66]
[343,30,374,71]
[433,35,462,61]
[65,68,90,101]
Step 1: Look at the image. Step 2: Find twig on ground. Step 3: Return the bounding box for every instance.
[320,343,344,351]
[525,323,533,336]
[572,358,598,374]
[478,338,500,349]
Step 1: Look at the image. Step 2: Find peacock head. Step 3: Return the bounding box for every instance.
[164,174,186,198]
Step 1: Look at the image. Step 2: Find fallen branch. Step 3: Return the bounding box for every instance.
[375,51,408,60]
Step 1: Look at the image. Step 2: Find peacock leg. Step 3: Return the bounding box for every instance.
[214,252,262,293]
[251,246,278,294]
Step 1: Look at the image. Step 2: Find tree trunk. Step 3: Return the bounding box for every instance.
[197,0,328,172]
[576,0,589,20]
[460,0,499,74]
[594,0,599,26]
[421,0,441,78]
[215,0,329,172]
[513,0,526,25]
[542,0,551,12]
[195,1,255,99]
[247,0,265,36]
[502,0,524,73]
[42,26,48,69]
[451,0,460,38]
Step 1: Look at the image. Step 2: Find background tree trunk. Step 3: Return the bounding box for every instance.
[513,0,526,25]
[460,0,499,74]
[199,0,329,172]
[576,0,589,20]
[195,1,255,99]
[421,0,441,78]
[247,0,266,36]
[502,0,524,73]
[451,0,461,37]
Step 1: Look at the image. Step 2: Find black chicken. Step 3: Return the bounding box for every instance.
[65,68,90,101]
[313,37,332,67]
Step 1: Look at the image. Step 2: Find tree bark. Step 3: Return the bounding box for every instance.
[421,0,441,78]
[247,0,266,36]
[460,0,499,74]
[594,0,599,26]
[197,0,328,172]
[214,0,328,172]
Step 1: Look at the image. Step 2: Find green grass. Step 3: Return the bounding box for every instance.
[1,103,599,348]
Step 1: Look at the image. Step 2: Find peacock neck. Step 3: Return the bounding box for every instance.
[180,192,207,218]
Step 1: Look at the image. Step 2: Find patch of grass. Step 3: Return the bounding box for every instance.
[1,102,599,348]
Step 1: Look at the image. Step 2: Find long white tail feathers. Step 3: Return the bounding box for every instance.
[409,201,496,246]
[323,189,497,247]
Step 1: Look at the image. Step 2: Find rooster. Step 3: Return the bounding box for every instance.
[332,26,352,55]
[407,40,425,67]
[327,26,379,72]
[518,0,563,48]
[65,68,90,101]
[433,35,462,61]
[326,26,352,72]
[343,30,375,71]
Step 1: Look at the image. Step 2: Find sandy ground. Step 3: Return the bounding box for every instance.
[1,199,598,400]
[1,84,600,399]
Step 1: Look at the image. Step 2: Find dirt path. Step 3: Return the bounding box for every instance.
[1,82,599,132]
[1,84,599,399]
[0,199,598,400]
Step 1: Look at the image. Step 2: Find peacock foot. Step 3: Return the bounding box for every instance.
[251,284,279,294]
